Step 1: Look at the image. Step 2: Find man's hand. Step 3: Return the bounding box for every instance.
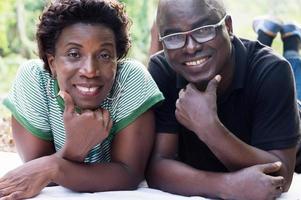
[59,91,113,162]
[175,75,221,138]
[0,156,57,200]
[226,162,285,200]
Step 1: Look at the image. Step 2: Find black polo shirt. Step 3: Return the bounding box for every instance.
[148,36,301,172]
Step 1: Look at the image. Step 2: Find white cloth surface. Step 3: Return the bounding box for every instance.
[1,152,300,199]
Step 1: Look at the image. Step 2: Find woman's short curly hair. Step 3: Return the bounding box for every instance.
[36,0,131,73]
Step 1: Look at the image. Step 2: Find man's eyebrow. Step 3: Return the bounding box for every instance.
[162,18,216,36]
[163,28,182,36]
[191,18,217,28]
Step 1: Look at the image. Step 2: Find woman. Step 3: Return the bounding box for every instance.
[1,0,164,199]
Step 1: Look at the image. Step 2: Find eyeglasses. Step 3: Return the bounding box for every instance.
[159,15,228,50]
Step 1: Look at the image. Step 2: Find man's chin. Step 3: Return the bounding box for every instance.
[194,80,209,92]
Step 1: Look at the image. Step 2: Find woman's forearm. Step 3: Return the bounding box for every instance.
[51,154,141,192]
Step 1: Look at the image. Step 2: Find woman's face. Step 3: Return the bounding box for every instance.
[47,23,118,110]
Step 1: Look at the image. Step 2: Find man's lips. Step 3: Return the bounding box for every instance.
[184,56,211,66]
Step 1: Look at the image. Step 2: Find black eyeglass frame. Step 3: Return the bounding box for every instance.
[159,15,228,50]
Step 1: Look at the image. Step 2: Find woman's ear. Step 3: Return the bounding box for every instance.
[46,54,56,77]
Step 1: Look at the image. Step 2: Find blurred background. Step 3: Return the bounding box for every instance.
[0,0,301,152]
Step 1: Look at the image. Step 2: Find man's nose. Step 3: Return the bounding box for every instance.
[184,35,202,54]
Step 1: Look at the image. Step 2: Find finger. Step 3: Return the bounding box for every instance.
[175,106,182,122]
[0,179,14,190]
[178,89,185,99]
[271,176,285,188]
[81,109,93,114]
[260,161,282,174]
[59,91,75,116]
[0,186,18,198]
[273,191,282,199]
[107,118,113,133]
[175,99,181,110]
[0,181,8,190]
[95,109,103,121]
[175,100,184,122]
[80,110,94,118]
[276,185,283,192]
[205,75,221,93]
[175,109,180,122]
[1,191,23,200]
[186,83,198,91]
[185,83,200,96]
[273,186,284,198]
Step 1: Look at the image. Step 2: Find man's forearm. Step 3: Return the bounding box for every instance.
[198,119,284,170]
[196,118,295,191]
[147,157,286,199]
[147,157,229,198]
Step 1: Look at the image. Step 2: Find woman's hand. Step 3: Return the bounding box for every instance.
[0,155,57,200]
[59,91,113,162]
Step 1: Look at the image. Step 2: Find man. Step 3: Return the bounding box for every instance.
[146,0,300,199]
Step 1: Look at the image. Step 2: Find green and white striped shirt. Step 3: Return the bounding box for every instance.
[4,59,164,163]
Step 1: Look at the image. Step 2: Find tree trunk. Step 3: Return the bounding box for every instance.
[16,0,35,58]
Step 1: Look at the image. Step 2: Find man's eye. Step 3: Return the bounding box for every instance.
[196,26,214,35]
[165,34,185,42]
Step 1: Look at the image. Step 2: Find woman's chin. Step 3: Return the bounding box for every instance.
[74,100,101,111]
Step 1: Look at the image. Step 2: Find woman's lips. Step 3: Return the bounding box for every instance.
[75,85,102,96]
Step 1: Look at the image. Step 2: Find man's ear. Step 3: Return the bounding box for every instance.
[46,54,56,77]
[225,15,234,39]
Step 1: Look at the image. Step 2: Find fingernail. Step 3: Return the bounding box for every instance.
[275,161,282,167]
[215,75,222,82]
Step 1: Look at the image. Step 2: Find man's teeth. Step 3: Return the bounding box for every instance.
[76,86,99,93]
[185,58,208,66]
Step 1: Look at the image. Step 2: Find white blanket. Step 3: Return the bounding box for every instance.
[1,152,300,199]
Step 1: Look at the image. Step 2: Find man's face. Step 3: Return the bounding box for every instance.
[158,0,233,85]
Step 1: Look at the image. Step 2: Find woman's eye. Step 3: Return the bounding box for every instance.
[99,53,111,60]
[67,51,80,58]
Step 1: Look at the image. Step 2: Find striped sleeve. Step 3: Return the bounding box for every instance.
[3,59,53,140]
[110,59,164,135]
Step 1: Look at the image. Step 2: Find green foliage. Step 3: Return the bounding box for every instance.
[23,0,46,41]
[0,0,44,57]
[0,55,26,94]
[120,0,158,64]
[0,0,16,55]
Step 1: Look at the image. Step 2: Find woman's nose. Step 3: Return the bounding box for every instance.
[80,57,100,78]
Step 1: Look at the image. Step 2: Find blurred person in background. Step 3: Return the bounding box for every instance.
[253,16,301,101]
